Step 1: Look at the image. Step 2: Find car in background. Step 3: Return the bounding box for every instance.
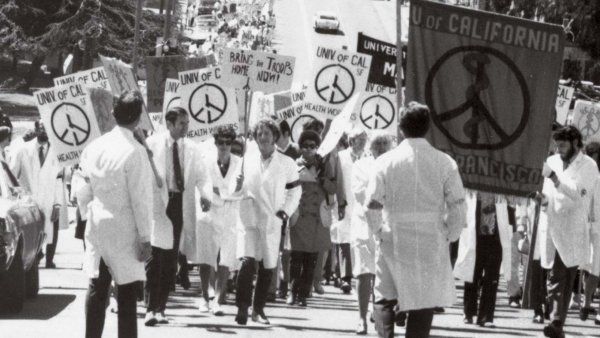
[0,162,45,314]
[314,11,340,33]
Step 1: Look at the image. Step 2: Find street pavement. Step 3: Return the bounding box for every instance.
[2,221,600,337]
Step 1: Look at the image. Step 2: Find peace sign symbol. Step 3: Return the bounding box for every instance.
[360,95,395,130]
[51,102,91,146]
[425,45,530,150]
[166,96,181,112]
[188,84,227,124]
[315,64,355,105]
[290,115,317,143]
[577,107,600,139]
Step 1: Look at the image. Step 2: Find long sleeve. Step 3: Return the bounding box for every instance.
[443,161,466,242]
[282,159,301,217]
[126,148,153,243]
[194,146,213,202]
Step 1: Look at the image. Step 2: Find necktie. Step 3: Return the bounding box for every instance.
[173,142,184,191]
[38,145,47,167]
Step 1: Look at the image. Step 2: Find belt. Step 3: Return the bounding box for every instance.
[168,191,182,198]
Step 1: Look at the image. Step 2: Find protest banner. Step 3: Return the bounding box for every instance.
[145,56,211,112]
[34,84,102,166]
[303,46,372,130]
[87,87,115,134]
[357,33,397,88]
[248,92,275,129]
[100,55,153,130]
[318,94,360,157]
[351,83,398,140]
[179,67,239,141]
[405,0,564,197]
[54,67,111,91]
[220,48,296,94]
[273,86,307,142]
[555,85,575,125]
[572,100,600,143]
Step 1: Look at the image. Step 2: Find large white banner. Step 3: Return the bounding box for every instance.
[34,84,102,166]
[179,67,239,141]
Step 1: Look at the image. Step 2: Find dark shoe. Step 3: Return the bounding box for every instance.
[45,261,56,269]
[144,312,158,327]
[286,293,296,305]
[178,274,191,290]
[543,322,565,338]
[355,321,367,335]
[251,309,270,324]
[509,297,521,308]
[334,277,341,288]
[533,314,544,324]
[395,311,406,327]
[433,307,445,313]
[235,307,248,325]
[341,281,352,294]
[298,297,307,307]
[580,307,596,321]
[463,315,473,324]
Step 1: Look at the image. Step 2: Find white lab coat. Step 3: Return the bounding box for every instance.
[236,147,301,269]
[76,127,153,285]
[453,193,513,283]
[366,138,466,311]
[331,148,365,244]
[539,152,598,269]
[146,131,211,252]
[351,155,377,276]
[10,140,63,243]
[583,177,600,276]
[194,153,242,268]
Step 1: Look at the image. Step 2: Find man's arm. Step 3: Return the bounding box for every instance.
[443,161,466,242]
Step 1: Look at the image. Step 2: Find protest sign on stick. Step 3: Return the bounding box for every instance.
[572,100,600,144]
[555,85,574,125]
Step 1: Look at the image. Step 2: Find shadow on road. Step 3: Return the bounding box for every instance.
[0,294,76,320]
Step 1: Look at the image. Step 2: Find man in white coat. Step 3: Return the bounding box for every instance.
[235,119,301,325]
[76,91,153,338]
[10,120,63,268]
[366,102,466,338]
[144,107,211,325]
[539,126,599,338]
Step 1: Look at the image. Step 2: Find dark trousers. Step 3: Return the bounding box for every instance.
[85,259,138,338]
[374,299,434,338]
[289,251,318,299]
[236,257,273,312]
[464,234,502,323]
[334,243,352,281]
[530,259,548,315]
[46,220,59,265]
[145,246,176,313]
[166,193,185,286]
[547,252,578,325]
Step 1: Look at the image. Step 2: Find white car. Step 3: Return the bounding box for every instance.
[314,11,340,32]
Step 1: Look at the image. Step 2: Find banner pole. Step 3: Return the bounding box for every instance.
[132,0,143,75]
[241,84,253,173]
[397,0,404,110]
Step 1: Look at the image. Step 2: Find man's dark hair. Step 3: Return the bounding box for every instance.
[165,107,187,124]
[212,125,237,140]
[400,102,430,138]
[113,90,144,125]
[553,125,583,148]
[252,119,280,142]
[0,112,12,130]
[279,120,291,136]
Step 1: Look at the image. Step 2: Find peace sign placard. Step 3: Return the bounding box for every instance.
[179,67,239,141]
[572,100,600,143]
[304,46,371,122]
[351,83,398,140]
[34,84,102,166]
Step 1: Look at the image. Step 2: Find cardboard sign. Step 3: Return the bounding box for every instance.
[100,55,153,130]
[555,85,575,125]
[34,84,102,165]
[351,83,398,139]
[357,33,397,88]
[179,67,239,141]
[272,87,307,142]
[303,46,372,127]
[145,56,211,112]
[87,87,116,134]
[221,48,296,93]
[572,100,600,143]
[54,67,111,91]
[248,92,276,129]
[405,0,565,197]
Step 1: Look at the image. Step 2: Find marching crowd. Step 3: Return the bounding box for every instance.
[4,94,600,338]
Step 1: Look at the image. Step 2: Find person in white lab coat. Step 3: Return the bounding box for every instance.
[144,107,211,325]
[76,91,154,338]
[10,120,63,268]
[351,132,392,335]
[333,127,368,294]
[539,126,600,338]
[365,102,466,338]
[196,125,241,316]
[234,119,301,325]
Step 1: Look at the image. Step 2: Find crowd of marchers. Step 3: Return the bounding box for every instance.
[3,96,600,338]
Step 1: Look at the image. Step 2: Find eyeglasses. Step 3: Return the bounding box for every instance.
[301,143,317,150]
[216,140,232,146]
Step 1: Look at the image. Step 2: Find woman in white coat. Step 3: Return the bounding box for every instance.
[454,192,515,327]
[234,119,301,325]
[196,126,242,316]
